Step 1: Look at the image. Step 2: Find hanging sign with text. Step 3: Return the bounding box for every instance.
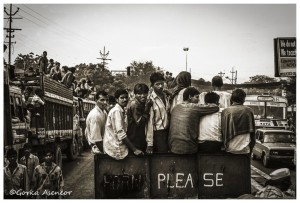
[274,37,296,77]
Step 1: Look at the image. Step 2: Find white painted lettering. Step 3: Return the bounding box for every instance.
[176,173,184,188]
[216,173,223,186]
[167,174,174,188]
[203,173,214,187]
[158,174,165,189]
[185,173,193,188]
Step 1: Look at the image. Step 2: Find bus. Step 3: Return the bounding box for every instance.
[244,94,288,129]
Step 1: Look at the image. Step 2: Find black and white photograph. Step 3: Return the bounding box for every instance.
[2,1,297,199]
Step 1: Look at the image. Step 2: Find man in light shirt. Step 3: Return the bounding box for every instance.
[221,89,256,154]
[198,92,223,152]
[103,89,144,160]
[199,75,231,109]
[85,90,109,154]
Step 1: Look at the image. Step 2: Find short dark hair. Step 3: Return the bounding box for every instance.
[212,76,223,87]
[95,90,108,100]
[231,89,246,104]
[134,83,149,94]
[43,147,54,156]
[35,88,43,97]
[49,59,54,63]
[43,51,47,54]
[6,148,17,157]
[205,92,220,104]
[150,72,165,85]
[114,89,128,99]
[183,87,200,101]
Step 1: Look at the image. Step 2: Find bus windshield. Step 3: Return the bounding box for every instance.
[247,105,284,119]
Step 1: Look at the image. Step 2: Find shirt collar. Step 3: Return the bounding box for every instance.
[115,103,125,113]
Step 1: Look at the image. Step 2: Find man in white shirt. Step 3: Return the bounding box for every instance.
[199,75,231,109]
[85,90,109,153]
[198,92,223,152]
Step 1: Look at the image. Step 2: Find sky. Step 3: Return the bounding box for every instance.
[2,2,296,83]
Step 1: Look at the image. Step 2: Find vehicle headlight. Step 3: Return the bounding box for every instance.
[270,151,279,155]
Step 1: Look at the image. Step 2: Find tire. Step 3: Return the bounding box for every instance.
[55,145,63,168]
[66,138,79,161]
[262,154,269,167]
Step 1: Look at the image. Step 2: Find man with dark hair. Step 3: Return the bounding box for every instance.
[169,87,219,154]
[85,90,109,154]
[46,59,54,75]
[221,88,256,154]
[32,148,64,199]
[4,148,28,199]
[127,83,153,153]
[198,92,223,152]
[49,62,62,81]
[104,89,144,159]
[19,143,39,190]
[147,72,170,154]
[61,67,75,88]
[38,51,48,74]
[199,75,231,108]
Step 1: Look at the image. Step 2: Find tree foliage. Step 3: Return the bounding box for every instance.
[245,75,277,83]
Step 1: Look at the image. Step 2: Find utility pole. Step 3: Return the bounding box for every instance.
[225,67,238,84]
[4,4,22,66]
[97,46,111,69]
[3,4,21,147]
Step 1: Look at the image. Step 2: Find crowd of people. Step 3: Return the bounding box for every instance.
[85,72,256,158]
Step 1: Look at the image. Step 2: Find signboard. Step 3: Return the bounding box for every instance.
[274,37,296,77]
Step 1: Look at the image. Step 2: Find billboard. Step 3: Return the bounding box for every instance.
[274,37,296,77]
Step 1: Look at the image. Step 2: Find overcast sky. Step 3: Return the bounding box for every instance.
[2,2,296,83]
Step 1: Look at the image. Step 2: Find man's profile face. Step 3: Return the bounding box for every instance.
[97,95,108,110]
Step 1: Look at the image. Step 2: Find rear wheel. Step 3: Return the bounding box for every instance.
[67,138,79,161]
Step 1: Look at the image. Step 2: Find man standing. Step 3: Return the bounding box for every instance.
[221,89,256,154]
[19,143,39,190]
[32,148,64,199]
[146,72,170,154]
[169,87,219,154]
[38,51,48,74]
[49,62,62,81]
[4,148,28,199]
[85,90,109,154]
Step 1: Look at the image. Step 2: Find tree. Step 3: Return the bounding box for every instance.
[14,52,40,71]
[245,75,277,83]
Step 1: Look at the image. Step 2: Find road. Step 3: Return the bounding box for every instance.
[61,151,296,199]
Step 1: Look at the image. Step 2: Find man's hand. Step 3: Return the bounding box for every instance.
[133,149,144,156]
[146,146,153,155]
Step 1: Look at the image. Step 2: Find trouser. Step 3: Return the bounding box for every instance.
[198,141,223,153]
[153,129,169,153]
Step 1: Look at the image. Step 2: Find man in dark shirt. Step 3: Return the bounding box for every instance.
[127,83,152,153]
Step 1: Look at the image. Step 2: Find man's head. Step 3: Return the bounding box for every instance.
[43,148,54,163]
[134,83,149,103]
[115,89,129,107]
[43,51,47,57]
[55,62,60,68]
[49,59,54,64]
[231,89,246,104]
[183,87,200,103]
[23,143,32,156]
[150,72,165,94]
[265,168,291,191]
[204,92,220,105]
[6,148,18,164]
[95,90,109,110]
[212,76,223,88]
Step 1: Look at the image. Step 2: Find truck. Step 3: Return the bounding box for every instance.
[4,72,85,167]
